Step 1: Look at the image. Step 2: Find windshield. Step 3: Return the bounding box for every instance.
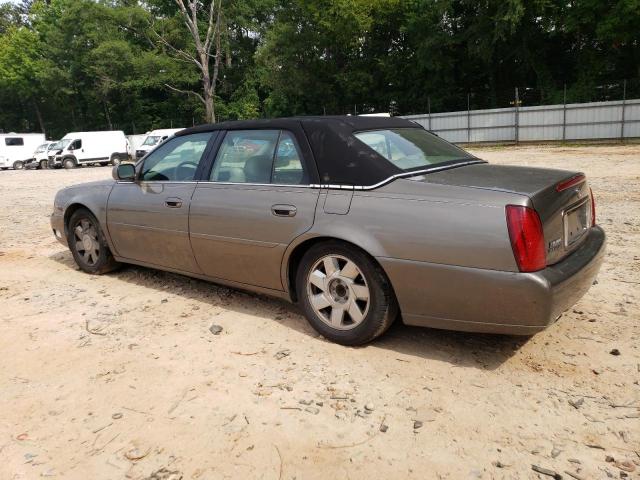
[143,135,162,146]
[48,141,60,150]
[58,139,72,149]
[354,128,475,171]
[35,143,48,153]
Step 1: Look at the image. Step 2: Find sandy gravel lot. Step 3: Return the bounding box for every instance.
[0,144,638,480]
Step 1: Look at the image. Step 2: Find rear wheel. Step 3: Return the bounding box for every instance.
[63,157,77,169]
[67,208,120,274]
[13,160,24,170]
[296,241,397,345]
[110,154,121,166]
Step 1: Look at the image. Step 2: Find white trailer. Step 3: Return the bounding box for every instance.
[135,128,184,160]
[50,131,130,169]
[0,133,46,170]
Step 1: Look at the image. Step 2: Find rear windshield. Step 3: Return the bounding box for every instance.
[354,128,475,172]
[143,135,162,146]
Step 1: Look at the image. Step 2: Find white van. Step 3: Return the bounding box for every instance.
[135,128,183,160]
[49,131,130,169]
[25,141,59,169]
[0,133,46,170]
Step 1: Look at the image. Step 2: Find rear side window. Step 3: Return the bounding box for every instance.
[141,132,213,181]
[354,128,473,171]
[210,130,307,185]
[5,137,24,146]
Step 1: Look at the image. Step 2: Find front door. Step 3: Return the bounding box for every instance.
[190,129,319,291]
[107,132,215,273]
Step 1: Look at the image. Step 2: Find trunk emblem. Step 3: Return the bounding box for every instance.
[548,238,562,252]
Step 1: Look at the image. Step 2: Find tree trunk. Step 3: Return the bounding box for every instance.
[104,101,113,130]
[32,98,46,136]
[203,76,215,123]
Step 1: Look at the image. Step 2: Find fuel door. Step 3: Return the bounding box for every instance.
[323,187,354,215]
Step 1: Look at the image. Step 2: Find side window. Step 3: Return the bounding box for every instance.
[272,132,306,185]
[141,132,212,182]
[71,139,82,150]
[5,137,24,146]
[210,130,280,183]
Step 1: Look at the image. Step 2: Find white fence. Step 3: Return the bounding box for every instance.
[402,98,640,143]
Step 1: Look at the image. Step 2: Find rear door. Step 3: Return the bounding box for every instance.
[190,127,320,291]
[107,131,216,273]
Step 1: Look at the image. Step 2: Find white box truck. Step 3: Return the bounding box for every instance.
[0,133,46,170]
[49,131,130,169]
[135,128,183,160]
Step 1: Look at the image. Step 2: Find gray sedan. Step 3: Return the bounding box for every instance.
[51,116,605,345]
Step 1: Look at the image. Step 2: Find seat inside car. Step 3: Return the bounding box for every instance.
[243,154,273,183]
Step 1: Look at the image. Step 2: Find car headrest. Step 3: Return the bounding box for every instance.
[243,154,272,183]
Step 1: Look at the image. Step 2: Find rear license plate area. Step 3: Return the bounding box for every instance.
[563,199,589,247]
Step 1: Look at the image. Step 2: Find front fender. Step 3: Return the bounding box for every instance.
[56,181,115,248]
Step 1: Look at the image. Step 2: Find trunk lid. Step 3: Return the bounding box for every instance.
[407,163,593,265]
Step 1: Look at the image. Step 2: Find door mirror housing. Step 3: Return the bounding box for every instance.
[113,163,136,181]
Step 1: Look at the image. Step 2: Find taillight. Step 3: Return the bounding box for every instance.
[590,188,596,226]
[505,205,546,272]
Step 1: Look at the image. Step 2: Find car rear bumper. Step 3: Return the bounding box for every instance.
[51,212,68,247]
[379,225,606,335]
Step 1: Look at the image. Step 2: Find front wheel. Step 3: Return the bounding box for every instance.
[296,242,398,346]
[13,160,24,170]
[67,208,120,274]
[63,158,76,169]
[39,160,47,169]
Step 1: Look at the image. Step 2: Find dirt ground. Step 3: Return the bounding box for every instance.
[0,144,638,480]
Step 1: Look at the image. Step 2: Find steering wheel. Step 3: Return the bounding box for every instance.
[174,161,199,181]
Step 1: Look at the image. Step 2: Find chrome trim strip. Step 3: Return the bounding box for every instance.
[312,160,486,191]
[196,181,316,189]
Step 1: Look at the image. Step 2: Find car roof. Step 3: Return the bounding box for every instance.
[176,115,419,136]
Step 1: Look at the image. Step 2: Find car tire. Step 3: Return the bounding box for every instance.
[110,154,121,166]
[67,208,120,275]
[100,161,109,167]
[13,160,24,170]
[39,160,47,169]
[63,157,77,169]
[296,241,398,345]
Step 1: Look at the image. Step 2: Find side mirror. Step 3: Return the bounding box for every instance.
[113,163,136,181]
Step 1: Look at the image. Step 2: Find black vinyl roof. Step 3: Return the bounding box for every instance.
[177,116,424,186]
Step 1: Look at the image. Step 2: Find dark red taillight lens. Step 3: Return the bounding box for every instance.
[589,188,596,226]
[505,205,546,272]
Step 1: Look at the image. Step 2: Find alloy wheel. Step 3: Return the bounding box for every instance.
[306,254,370,330]
[73,218,100,266]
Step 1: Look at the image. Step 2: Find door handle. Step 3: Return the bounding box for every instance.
[271,204,297,217]
[165,197,183,208]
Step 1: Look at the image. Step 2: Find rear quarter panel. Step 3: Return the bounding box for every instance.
[303,179,528,272]
[283,179,547,328]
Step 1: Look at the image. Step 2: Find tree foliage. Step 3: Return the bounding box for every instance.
[0,0,637,137]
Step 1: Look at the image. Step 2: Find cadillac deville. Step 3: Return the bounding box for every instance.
[51,116,605,345]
